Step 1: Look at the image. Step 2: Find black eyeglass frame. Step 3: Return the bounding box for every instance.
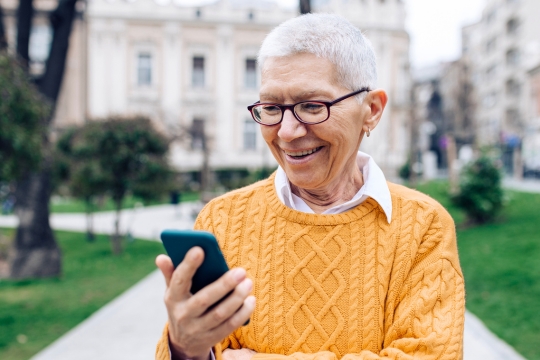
[247,87,371,126]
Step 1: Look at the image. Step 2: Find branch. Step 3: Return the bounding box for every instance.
[38,0,77,104]
[16,0,34,66]
[0,5,7,50]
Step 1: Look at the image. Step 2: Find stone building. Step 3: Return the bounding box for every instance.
[2,0,412,177]
[461,0,540,174]
[524,63,540,174]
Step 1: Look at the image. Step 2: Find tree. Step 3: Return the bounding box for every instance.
[0,55,49,184]
[55,129,109,241]
[2,0,79,279]
[57,116,173,254]
[452,150,504,225]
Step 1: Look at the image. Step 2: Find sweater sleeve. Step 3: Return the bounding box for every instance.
[234,207,465,360]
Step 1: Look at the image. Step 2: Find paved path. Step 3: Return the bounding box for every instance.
[1,196,531,360]
[504,177,540,193]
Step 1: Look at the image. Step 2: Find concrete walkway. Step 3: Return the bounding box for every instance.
[504,177,540,193]
[0,194,532,360]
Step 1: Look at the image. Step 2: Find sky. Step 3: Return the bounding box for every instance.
[404,0,486,69]
[176,0,487,69]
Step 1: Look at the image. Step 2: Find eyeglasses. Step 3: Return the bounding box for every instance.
[247,87,370,126]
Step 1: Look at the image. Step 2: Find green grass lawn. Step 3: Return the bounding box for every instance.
[414,181,540,360]
[0,229,165,360]
[49,192,200,213]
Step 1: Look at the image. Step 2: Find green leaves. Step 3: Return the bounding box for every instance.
[56,116,173,210]
[0,54,50,182]
[452,149,505,224]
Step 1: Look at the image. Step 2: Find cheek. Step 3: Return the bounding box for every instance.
[260,126,275,145]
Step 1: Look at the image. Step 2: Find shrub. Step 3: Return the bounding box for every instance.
[452,151,504,224]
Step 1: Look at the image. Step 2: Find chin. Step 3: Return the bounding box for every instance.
[288,173,324,190]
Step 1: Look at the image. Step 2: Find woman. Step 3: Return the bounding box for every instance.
[156,13,464,360]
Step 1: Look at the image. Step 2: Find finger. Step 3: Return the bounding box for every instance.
[155,254,174,288]
[212,295,256,334]
[168,246,205,301]
[191,296,256,353]
[187,267,247,318]
[199,277,252,328]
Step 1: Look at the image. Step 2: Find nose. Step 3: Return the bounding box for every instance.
[277,109,307,142]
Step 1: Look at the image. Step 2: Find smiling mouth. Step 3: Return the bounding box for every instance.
[284,146,323,158]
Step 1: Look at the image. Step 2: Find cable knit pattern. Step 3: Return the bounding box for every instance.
[156,174,465,360]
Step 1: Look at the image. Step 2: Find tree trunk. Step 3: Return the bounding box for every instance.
[0,5,8,50]
[299,0,311,14]
[9,165,61,279]
[85,199,95,242]
[9,0,78,279]
[111,200,123,255]
[16,0,34,66]
[447,135,458,195]
[38,0,77,102]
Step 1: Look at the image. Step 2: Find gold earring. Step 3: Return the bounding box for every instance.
[367,128,371,137]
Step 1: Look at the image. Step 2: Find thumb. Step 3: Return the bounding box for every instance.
[156,254,174,288]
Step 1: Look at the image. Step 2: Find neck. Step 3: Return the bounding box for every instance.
[290,167,364,214]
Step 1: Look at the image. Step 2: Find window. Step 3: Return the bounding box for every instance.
[245,58,257,89]
[243,120,257,150]
[192,56,205,88]
[506,49,520,66]
[190,118,206,150]
[506,108,520,126]
[506,79,521,97]
[507,18,520,35]
[137,53,152,86]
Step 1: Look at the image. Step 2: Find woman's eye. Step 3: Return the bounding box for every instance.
[300,103,325,112]
[262,105,280,113]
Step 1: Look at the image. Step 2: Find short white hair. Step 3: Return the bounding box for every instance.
[258,13,377,101]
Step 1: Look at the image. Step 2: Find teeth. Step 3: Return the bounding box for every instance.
[286,147,319,157]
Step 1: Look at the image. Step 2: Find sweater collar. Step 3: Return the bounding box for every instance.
[274,151,392,224]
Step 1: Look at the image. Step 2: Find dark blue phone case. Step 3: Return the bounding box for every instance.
[160,229,230,294]
[160,229,250,325]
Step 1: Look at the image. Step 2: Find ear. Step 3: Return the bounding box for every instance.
[362,89,388,133]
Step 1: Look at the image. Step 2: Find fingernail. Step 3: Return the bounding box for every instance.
[189,249,200,261]
[247,296,256,307]
[242,278,253,292]
[233,268,246,281]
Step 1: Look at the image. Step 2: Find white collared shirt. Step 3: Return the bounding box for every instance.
[274,151,392,223]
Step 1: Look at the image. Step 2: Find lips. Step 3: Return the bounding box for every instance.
[284,146,322,158]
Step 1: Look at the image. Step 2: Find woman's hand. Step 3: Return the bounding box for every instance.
[156,248,255,360]
[222,348,257,360]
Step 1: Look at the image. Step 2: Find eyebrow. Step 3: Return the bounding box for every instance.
[259,90,334,103]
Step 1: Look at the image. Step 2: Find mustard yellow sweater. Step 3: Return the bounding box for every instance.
[156,175,464,359]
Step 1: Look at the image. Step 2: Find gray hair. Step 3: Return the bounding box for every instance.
[258,13,377,101]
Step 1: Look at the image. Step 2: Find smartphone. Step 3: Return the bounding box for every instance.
[160,229,250,325]
[160,229,230,294]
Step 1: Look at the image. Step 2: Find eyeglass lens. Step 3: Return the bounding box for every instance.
[252,102,328,125]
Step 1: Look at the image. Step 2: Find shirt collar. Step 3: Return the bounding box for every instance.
[275,151,392,223]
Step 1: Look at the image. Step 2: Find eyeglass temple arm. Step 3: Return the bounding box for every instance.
[328,87,371,105]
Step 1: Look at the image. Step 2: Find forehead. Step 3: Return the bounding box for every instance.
[260,53,343,98]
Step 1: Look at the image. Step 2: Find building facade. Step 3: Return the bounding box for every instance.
[462,0,540,174]
[524,63,540,174]
[4,0,412,177]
